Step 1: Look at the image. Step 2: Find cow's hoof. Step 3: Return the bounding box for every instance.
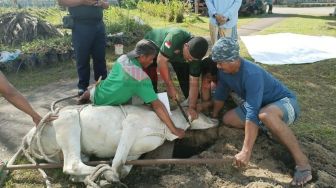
[103,169,119,182]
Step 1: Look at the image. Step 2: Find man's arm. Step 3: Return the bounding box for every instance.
[0,72,41,125]
[235,72,264,167]
[151,99,185,139]
[188,75,199,120]
[205,0,216,17]
[234,120,259,167]
[157,53,178,100]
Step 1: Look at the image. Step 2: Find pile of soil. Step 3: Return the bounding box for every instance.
[122,126,336,187]
[0,12,62,45]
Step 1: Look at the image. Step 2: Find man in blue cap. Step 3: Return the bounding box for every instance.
[211,37,312,186]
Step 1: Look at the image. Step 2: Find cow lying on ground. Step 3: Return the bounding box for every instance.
[24,104,217,183]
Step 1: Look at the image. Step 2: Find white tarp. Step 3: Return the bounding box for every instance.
[240,33,336,65]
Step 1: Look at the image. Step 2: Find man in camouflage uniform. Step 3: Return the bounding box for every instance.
[144,27,208,120]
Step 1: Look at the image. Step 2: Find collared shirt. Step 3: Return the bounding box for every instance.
[93,55,158,105]
[214,58,296,125]
[205,0,242,29]
[145,27,202,77]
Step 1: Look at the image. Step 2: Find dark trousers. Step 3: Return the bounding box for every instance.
[268,4,273,13]
[72,21,107,91]
[143,60,190,98]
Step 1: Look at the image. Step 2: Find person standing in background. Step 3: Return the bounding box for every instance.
[205,0,242,44]
[266,0,273,14]
[58,0,109,96]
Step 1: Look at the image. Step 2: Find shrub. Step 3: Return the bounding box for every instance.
[104,7,152,45]
[137,0,185,23]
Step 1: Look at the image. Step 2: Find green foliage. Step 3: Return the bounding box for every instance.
[21,36,72,54]
[137,0,185,23]
[104,7,152,43]
[120,0,138,8]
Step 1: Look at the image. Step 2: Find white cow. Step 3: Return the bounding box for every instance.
[24,104,217,182]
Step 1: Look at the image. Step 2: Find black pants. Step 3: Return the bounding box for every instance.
[72,21,107,91]
[144,61,190,98]
[268,4,273,13]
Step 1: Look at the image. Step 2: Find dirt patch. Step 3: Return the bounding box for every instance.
[121,126,336,187]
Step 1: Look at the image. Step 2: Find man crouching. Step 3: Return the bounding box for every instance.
[211,37,312,186]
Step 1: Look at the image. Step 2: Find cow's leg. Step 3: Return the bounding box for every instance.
[54,110,95,175]
[104,114,140,182]
[119,155,140,178]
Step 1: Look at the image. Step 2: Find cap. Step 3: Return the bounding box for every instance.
[188,37,208,60]
[212,37,239,63]
[127,39,158,58]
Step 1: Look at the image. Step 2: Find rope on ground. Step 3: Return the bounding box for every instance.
[84,164,111,188]
[83,164,127,188]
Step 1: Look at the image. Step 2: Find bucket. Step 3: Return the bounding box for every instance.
[114,44,123,55]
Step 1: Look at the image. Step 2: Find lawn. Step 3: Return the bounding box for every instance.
[239,15,336,151]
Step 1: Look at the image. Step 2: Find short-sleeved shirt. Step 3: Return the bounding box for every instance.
[214,58,296,125]
[69,5,103,21]
[144,27,202,77]
[93,55,158,105]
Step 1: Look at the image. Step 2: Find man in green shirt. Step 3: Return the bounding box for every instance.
[79,39,185,138]
[144,28,208,121]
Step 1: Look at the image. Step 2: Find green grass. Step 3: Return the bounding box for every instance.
[239,16,336,151]
[5,60,77,92]
[258,16,336,36]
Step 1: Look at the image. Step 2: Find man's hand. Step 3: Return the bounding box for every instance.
[33,114,58,126]
[187,107,198,121]
[172,128,185,139]
[215,14,227,26]
[167,85,179,101]
[234,150,251,168]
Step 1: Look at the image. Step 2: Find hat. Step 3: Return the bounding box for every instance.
[188,37,208,60]
[212,37,239,63]
[127,39,158,58]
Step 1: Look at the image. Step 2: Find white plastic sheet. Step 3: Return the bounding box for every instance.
[240,33,336,65]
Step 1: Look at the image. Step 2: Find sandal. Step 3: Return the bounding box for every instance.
[291,165,312,186]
